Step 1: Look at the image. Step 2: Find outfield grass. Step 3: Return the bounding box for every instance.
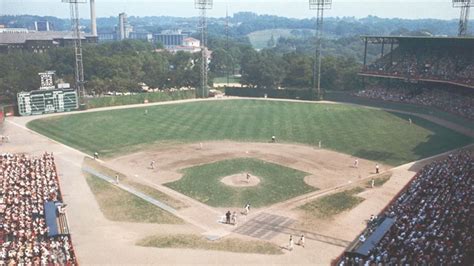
[85,174,183,224]
[27,99,472,165]
[300,187,365,219]
[165,158,313,208]
[325,91,474,131]
[136,234,283,255]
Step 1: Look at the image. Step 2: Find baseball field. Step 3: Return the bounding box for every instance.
[8,97,471,264]
[27,99,472,165]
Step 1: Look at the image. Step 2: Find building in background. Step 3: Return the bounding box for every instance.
[129,32,153,42]
[0,31,98,53]
[0,27,29,33]
[153,29,188,48]
[34,21,53,32]
[97,32,116,42]
[117,12,133,40]
[168,37,202,53]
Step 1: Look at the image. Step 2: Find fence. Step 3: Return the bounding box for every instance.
[224,87,317,101]
[85,90,196,109]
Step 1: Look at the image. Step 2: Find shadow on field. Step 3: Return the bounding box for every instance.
[353,149,400,164]
[407,137,474,172]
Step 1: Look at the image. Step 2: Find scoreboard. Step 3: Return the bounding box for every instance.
[17,89,79,116]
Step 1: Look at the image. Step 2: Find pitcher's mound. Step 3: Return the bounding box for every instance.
[220,173,261,187]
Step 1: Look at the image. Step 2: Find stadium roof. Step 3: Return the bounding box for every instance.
[361,35,474,45]
[0,31,89,44]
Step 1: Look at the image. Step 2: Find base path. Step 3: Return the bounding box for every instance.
[3,97,473,265]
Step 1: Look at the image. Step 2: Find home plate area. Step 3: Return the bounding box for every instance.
[233,213,296,240]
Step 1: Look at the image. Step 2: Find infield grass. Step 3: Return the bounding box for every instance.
[83,157,187,209]
[136,234,283,255]
[300,187,365,219]
[366,172,392,188]
[27,99,473,165]
[165,158,314,208]
[85,174,183,224]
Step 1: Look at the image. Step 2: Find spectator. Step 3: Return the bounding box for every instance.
[0,153,76,265]
[364,45,474,87]
[339,151,473,265]
[354,86,474,120]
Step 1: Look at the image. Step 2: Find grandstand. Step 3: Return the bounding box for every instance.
[355,36,474,120]
[0,153,76,265]
[337,151,473,265]
[360,36,474,88]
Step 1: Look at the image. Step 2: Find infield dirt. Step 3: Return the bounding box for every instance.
[4,97,472,264]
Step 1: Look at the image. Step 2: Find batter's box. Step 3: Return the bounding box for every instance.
[233,212,296,240]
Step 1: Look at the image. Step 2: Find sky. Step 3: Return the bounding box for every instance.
[0,0,463,20]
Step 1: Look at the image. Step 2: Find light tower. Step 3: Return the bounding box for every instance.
[309,0,332,100]
[453,0,473,36]
[195,0,213,98]
[62,0,87,104]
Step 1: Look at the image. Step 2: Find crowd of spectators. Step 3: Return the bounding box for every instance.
[339,151,473,265]
[354,87,474,120]
[364,46,474,87]
[0,153,76,265]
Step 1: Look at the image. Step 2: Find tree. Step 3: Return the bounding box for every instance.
[209,48,232,75]
[241,49,287,88]
[267,34,276,48]
[282,52,312,88]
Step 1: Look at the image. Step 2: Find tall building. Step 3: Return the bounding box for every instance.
[90,0,97,36]
[117,12,133,40]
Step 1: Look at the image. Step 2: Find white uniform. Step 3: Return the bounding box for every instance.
[299,235,305,247]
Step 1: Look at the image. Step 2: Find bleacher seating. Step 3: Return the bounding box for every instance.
[363,41,474,87]
[354,86,474,120]
[0,153,76,265]
[338,151,473,265]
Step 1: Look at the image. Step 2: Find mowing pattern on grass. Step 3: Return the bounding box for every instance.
[85,174,183,224]
[325,92,474,131]
[27,99,473,165]
[165,158,314,208]
[83,158,187,209]
[136,234,283,255]
[300,187,365,219]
